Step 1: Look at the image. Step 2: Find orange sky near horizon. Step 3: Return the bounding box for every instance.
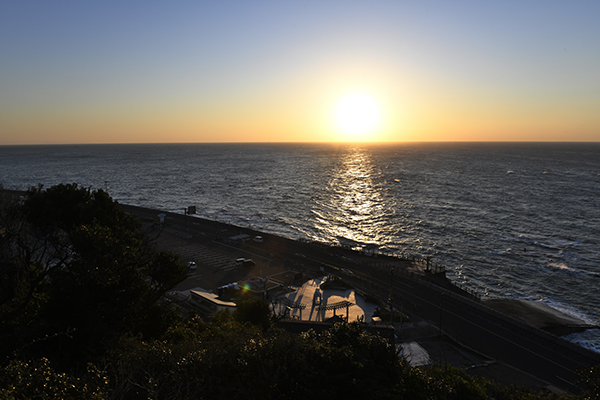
[1,2,599,145]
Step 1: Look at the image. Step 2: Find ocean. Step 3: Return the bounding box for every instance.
[1,142,599,352]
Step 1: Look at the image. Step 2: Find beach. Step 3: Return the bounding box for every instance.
[483,299,596,336]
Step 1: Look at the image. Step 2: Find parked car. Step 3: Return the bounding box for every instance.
[235,258,255,268]
[188,261,197,270]
[235,258,246,266]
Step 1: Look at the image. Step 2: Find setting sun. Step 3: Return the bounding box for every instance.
[334,93,382,140]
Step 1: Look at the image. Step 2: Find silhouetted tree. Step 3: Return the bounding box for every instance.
[0,184,188,365]
[233,296,272,331]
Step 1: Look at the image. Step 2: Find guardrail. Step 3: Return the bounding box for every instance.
[297,237,447,275]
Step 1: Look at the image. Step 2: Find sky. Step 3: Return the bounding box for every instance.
[1,1,599,144]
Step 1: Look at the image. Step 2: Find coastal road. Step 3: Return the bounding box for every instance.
[347,265,599,392]
[123,204,600,392]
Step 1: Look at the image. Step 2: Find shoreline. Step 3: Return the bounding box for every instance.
[2,190,596,340]
[3,189,596,339]
[121,202,598,339]
[482,299,598,336]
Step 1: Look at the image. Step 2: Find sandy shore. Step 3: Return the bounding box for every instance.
[482,299,596,336]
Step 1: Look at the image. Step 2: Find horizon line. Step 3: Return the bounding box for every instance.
[2,140,600,147]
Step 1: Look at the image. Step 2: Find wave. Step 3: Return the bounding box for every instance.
[544,262,597,278]
[564,329,600,354]
[517,234,585,250]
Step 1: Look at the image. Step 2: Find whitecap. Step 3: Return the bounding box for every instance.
[563,329,600,354]
[549,262,571,271]
[544,262,594,278]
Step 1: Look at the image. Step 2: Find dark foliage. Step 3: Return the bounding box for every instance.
[233,295,272,331]
[0,184,188,366]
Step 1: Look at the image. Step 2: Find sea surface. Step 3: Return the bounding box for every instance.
[2,142,599,352]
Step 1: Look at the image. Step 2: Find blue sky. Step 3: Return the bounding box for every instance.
[1,1,599,144]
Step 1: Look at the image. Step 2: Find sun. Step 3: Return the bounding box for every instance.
[334,92,382,140]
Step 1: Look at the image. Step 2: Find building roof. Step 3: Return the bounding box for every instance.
[191,289,236,307]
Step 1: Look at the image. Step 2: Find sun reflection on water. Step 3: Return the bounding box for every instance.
[311,147,395,248]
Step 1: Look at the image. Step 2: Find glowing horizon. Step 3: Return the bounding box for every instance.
[1,2,599,145]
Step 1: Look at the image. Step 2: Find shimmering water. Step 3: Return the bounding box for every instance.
[2,142,599,351]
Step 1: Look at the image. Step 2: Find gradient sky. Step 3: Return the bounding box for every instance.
[1,1,599,144]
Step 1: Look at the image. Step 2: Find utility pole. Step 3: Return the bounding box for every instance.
[389,267,394,326]
[439,293,444,336]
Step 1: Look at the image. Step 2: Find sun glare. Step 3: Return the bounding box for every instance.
[334,93,382,140]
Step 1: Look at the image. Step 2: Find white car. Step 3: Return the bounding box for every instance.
[235,258,255,268]
[235,258,246,266]
[188,261,197,270]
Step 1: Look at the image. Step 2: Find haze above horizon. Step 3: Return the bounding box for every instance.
[1,1,599,145]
